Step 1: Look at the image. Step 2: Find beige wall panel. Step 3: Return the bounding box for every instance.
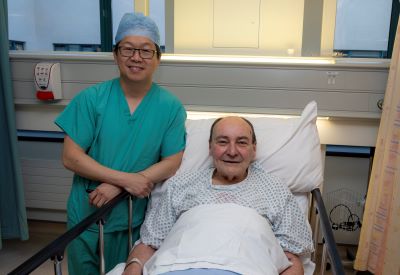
[317,119,379,146]
[174,0,304,56]
[25,200,67,210]
[21,158,71,211]
[213,0,260,48]
[11,59,119,82]
[16,105,64,131]
[13,80,115,102]
[22,167,71,178]
[12,81,35,99]
[174,0,213,52]
[24,179,71,191]
[368,94,385,113]
[27,209,66,222]
[10,52,388,125]
[260,0,304,56]
[156,64,387,92]
[320,0,337,56]
[166,86,371,113]
[58,62,119,82]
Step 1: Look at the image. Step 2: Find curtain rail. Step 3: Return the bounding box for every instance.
[8,191,131,275]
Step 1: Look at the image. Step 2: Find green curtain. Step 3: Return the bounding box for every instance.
[0,0,29,249]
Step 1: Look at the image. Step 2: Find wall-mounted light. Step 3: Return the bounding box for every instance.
[187,110,329,120]
[162,54,335,65]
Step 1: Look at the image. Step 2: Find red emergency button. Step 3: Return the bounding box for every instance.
[37,91,55,100]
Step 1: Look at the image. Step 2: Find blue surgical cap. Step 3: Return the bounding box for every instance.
[115,13,160,45]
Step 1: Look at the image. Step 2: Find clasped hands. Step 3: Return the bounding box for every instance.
[89,173,154,208]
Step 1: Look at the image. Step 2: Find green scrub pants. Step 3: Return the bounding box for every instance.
[67,227,140,275]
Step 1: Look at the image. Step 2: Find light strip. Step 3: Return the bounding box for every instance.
[162,54,335,65]
[187,111,330,120]
[187,111,295,120]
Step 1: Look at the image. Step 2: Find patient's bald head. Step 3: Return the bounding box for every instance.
[209,117,257,145]
[209,117,257,185]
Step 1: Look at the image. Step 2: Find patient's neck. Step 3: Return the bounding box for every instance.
[212,170,248,185]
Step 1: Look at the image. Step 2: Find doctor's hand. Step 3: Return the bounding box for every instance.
[89,183,123,208]
[124,173,154,198]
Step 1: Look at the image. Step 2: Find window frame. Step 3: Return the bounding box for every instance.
[100,0,113,52]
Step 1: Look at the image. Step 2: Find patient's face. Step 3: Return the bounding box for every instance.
[209,117,256,185]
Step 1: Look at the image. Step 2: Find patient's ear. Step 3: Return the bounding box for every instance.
[251,143,257,160]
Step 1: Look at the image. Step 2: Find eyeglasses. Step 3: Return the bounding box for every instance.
[118,46,157,59]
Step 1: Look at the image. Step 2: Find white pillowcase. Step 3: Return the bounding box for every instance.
[177,101,323,193]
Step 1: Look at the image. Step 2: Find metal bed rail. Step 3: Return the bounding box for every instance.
[8,188,344,275]
[8,191,132,275]
[311,188,345,275]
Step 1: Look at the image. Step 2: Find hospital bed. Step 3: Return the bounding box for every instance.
[8,101,345,275]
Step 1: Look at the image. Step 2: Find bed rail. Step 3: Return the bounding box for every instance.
[8,188,344,275]
[8,191,132,275]
[311,188,345,275]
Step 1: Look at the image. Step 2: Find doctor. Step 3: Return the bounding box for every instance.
[55,13,186,274]
[120,117,313,275]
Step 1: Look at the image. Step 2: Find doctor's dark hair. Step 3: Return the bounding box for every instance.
[208,117,257,144]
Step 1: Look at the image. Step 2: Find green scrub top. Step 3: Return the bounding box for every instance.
[55,78,186,233]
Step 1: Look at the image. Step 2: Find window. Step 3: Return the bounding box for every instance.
[53,43,101,52]
[7,0,399,58]
[332,0,392,58]
[9,40,25,50]
[112,0,135,46]
[8,0,100,51]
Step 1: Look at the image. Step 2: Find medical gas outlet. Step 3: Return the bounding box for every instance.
[34,62,63,101]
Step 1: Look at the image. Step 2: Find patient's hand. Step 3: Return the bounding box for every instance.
[122,263,141,275]
[122,243,155,275]
[89,183,122,207]
[280,252,304,275]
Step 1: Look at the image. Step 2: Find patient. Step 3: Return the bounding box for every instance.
[115,116,313,275]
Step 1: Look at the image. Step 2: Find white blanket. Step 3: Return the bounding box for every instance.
[107,202,316,275]
[143,203,291,275]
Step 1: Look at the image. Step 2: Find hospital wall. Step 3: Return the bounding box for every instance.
[10,52,389,221]
[173,0,306,56]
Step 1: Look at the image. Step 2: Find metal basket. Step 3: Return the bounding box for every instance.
[326,188,364,231]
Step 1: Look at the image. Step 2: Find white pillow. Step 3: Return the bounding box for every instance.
[177,101,323,192]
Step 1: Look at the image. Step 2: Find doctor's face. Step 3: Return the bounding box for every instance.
[114,36,160,85]
[209,117,256,185]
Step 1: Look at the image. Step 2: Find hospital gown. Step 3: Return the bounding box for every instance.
[141,161,314,255]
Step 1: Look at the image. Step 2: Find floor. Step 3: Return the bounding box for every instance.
[1,220,365,275]
[0,221,68,275]
[314,245,360,275]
